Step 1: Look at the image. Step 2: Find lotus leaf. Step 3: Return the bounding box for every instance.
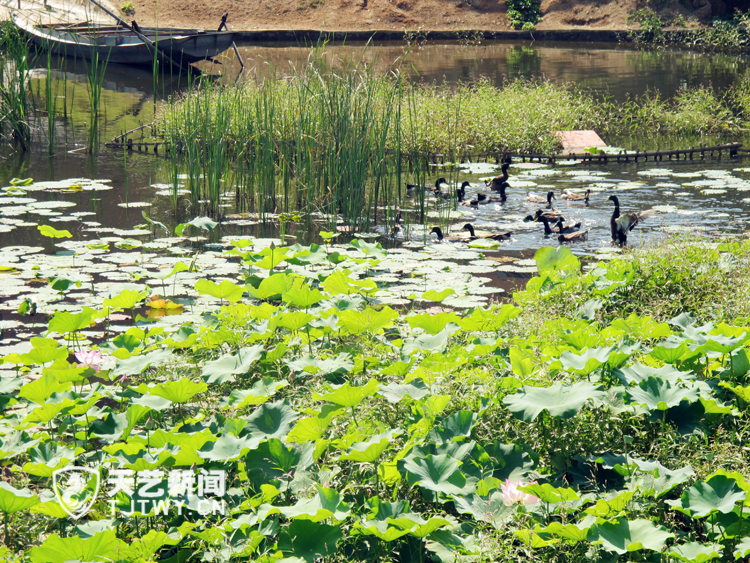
[195,279,245,304]
[590,517,674,555]
[668,475,746,517]
[735,537,750,560]
[314,379,380,407]
[668,542,723,563]
[626,377,700,411]
[134,378,207,404]
[0,482,39,514]
[112,349,173,376]
[400,453,474,496]
[29,530,125,563]
[407,312,462,335]
[19,372,71,405]
[248,273,296,300]
[38,224,71,238]
[539,520,593,542]
[243,399,298,444]
[278,519,343,563]
[47,307,98,334]
[244,439,315,488]
[339,431,401,463]
[201,345,264,384]
[534,245,580,275]
[220,378,288,409]
[337,306,398,335]
[504,382,605,422]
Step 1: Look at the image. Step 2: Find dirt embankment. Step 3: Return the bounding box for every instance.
[122,0,742,34]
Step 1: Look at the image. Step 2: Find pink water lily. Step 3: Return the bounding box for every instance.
[75,349,104,371]
[500,478,541,506]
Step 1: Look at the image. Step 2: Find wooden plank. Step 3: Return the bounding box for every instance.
[555,130,607,151]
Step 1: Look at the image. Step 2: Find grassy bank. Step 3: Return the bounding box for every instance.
[2,235,750,562]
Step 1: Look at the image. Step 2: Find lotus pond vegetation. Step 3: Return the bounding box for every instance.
[0,229,749,562]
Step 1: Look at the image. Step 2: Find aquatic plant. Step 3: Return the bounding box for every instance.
[1,236,750,562]
[0,21,31,150]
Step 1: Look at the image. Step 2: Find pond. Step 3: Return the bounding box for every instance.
[1,39,750,341]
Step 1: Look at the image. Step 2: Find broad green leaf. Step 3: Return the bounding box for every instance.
[339,431,401,463]
[668,542,723,563]
[583,491,635,518]
[277,311,316,332]
[21,338,68,365]
[248,273,296,300]
[591,517,674,555]
[419,288,455,302]
[48,307,97,334]
[557,346,615,375]
[104,289,149,310]
[519,483,580,504]
[503,382,605,422]
[287,406,343,443]
[175,216,217,235]
[201,345,264,385]
[509,347,536,378]
[244,399,299,444]
[399,453,473,496]
[626,377,700,411]
[112,348,173,376]
[220,378,288,409]
[337,307,398,335]
[650,339,689,364]
[245,245,289,270]
[321,270,377,296]
[29,530,125,563]
[282,284,325,309]
[19,372,70,405]
[610,314,672,340]
[313,379,380,408]
[195,279,245,304]
[668,475,746,518]
[0,482,39,514]
[407,312,461,335]
[244,440,315,488]
[278,520,343,563]
[453,492,513,529]
[540,520,592,542]
[734,537,750,560]
[535,245,580,275]
[134,378,207,404]
[38,225,71,239]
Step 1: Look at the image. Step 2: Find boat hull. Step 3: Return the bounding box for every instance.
[13,13,238,65]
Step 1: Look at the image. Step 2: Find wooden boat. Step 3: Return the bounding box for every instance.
[12,10,240,67]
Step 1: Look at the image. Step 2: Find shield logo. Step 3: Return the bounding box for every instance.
[52,466,101,519]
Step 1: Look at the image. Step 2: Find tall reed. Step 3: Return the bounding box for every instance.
[0,22,31,150]
[82,33,111,153]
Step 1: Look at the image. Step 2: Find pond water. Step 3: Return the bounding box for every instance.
[1,40,750,339]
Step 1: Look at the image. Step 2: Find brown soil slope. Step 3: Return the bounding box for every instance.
[123,0,738,33]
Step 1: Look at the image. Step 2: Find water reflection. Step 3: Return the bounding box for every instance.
[234,40,750,100]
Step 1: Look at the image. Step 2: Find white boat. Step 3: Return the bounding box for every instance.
[12,9,240,67]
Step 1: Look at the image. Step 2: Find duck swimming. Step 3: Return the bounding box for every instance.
[461,223,512,241]
[430,226,470,242]
[558,229,590,243]
[561,189,591,203]
[527,191,556,206]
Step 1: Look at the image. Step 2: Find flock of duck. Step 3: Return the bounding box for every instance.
[408,158,656,246]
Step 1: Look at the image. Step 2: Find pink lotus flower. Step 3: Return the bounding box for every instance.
[501,479,541,506]
[75,349,104,371]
